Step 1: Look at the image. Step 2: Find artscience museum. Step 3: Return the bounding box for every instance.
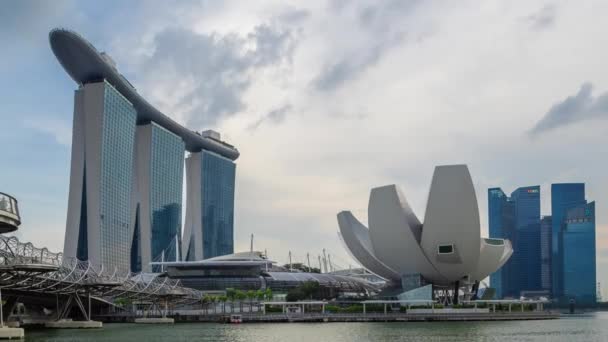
[337,165,513,303]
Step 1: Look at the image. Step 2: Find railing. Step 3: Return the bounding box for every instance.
[0,235,202,303]
[0,193,20,233]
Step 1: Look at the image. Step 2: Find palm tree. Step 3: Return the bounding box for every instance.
[255,290,265,312]
[246,290,256,312]
[265,288,273,301]
[201,295,210,315]
[226,288,236,313]
[218,295,227,314]
[235,290,247,312]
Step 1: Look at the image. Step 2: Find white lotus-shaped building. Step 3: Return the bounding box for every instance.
[337,165,512,291]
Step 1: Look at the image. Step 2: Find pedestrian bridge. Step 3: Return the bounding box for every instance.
[0,235,202,322]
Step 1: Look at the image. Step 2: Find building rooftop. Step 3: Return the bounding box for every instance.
[49,28,239,160]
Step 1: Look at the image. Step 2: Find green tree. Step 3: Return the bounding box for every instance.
[264,288,273,301]
[246,290,256,312]
[201,295,211,315]
[218,295,227,314]
[235,290,247,312]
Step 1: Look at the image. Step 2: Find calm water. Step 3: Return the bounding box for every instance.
[24,312,608,342]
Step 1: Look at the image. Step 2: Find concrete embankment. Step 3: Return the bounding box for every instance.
[96,311,560,324]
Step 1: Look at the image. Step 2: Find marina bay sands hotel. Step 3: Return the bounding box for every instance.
[49,29,239,273]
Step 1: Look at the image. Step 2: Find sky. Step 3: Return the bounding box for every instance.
[1,0,608,295]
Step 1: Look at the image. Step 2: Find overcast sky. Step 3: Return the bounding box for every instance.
[1,0,607,295]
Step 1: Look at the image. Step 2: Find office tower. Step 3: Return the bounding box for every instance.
[540,216,552,292]
[488,188,512,299]
[131,123,185,272]
[550,183,586,298]
[510,186,542,294]
[183,146,236,261]
[64,81,137,273]
[562,202,596,305]
[488,186,541,298]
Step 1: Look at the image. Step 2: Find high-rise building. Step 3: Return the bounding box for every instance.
[488,188,512,299]
[64,81,137,273]
[550,183,586,298]
[488,186,541,298]
[51,29,239,272]
[131,123,185,272]
[183,148,236,261]
[540,216,552,292]
[510,186,541,294]
[562,202,596,305]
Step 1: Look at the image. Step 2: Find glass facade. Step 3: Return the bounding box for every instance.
[562,202,596,305]
[488,188,512,298]
[149,123,184,265]
[510,186,542,294]
[540,216,552,292]
[201,150,235,259]
[488,186,541,298]
[99,81,137,273]
[550,183,586,298]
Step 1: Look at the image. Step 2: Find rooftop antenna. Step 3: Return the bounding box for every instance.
[289,251,293,272]
[250,234,254,261]
[307,253,311,272]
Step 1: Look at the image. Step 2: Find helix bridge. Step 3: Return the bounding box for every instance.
[0,192,202,322]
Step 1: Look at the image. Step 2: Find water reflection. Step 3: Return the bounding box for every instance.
[22,312,608,342]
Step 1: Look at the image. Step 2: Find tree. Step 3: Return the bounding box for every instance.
[246,290,256,312]
[201,295,211,315]
[218,295,227,314]
[226,288,236,313]
[264,288,273,301]
[235,290,247,312]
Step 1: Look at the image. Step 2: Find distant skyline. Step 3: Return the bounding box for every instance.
[1,0,607,296]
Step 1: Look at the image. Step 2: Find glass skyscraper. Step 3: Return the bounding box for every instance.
[511,186,542,294]
[540,216,552,292]
[183,148,236,261]
[550,183,586,298]
[562,202,596,305]
[488,186,541,298]
[488,188,511,299]
[65,81,137,273]
[131,123,185,272]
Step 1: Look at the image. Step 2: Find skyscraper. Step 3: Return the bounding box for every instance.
[550,183,586,298]
[488,188,512,299]
[510,186,541,294]
[562,202,596,305]
[64,81,137,273]
[183,147,236,261]
[51,29,239,272]
[540,216,552,292]
[131,123,185,272]
[488,186,541,298]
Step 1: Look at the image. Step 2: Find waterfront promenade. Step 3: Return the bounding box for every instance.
[96,310,559,323]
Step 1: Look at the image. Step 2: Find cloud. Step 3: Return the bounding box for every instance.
[530,83,608,135]
[248,104,292,131]
[524,4,557,30]
[139,23,297,128]
[313,0,423,92]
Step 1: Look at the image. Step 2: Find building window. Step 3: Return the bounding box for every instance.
[438,244,454,254]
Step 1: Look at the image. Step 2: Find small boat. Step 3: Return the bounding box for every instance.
[229,314,243,324]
